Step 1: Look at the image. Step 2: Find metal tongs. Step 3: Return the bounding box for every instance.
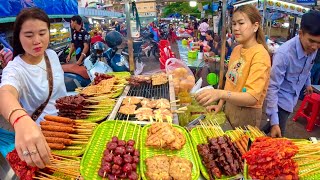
[185,114,206,129]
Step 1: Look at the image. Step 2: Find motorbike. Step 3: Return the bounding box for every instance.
[62,31,129,92]
[122,31,159,61]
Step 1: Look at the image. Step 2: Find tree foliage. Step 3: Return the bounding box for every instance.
[162,2,200,18]
[162,2,213,19]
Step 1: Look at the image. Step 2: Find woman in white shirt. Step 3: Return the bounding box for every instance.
[0,8,67,168]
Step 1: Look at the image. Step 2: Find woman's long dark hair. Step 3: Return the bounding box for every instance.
[13,7,50,57]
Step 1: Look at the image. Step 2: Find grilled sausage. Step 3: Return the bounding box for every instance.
[42,131,70,139]
[40,125,75,133]
[48,143,65,150]
[44,115,74,124]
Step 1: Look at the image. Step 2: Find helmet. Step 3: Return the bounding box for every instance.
[92,42,107,58]
[105,31,123,48]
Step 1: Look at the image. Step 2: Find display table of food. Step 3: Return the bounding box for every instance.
[2,71,320,180]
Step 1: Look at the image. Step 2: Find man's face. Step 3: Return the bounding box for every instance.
[299,30,320,55]
[70,20,76,29]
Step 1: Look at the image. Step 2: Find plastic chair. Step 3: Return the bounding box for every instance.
[293,93,320,132]
[159,40,169,47]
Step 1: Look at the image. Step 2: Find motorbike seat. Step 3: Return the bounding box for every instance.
[62,64,90,79]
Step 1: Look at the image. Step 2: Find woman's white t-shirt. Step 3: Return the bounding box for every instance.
[0,49,67,124]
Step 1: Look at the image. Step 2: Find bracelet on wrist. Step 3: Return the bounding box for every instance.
[8,108,27,123]
[12,114,29,127]
[226,91,231,100]
[81,52,86,57]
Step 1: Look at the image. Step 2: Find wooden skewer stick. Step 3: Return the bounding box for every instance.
[170,99,180,103]
[38,171,65,180]
[111,119,118,137]
[131,124,137,140]
[117,118,126,137]
[122,114,130,140]
[71,141,87,144]
[47,165,80,176]
[51,154,81,160]
[33,176,52,180]
[75,129,93,133]
[66,146,83,150]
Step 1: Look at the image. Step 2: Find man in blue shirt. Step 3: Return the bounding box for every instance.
[263,11,320,137]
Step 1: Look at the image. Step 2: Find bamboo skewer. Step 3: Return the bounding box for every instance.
[52,154,81,160]
[122,114,130,140]
[38,171,65,180]
[65,146,83,150]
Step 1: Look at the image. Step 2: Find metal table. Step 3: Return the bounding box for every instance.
[176,40,204,69]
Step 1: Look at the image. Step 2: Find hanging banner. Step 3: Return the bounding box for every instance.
[0,0,78,18]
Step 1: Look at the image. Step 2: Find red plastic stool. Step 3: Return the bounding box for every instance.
[293,93,320,132]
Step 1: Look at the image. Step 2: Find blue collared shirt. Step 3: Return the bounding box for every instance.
[265,36,317,125]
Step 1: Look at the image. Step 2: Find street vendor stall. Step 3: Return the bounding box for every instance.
[1,69,320,179]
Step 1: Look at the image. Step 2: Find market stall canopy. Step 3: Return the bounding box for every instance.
[0,0,78,18]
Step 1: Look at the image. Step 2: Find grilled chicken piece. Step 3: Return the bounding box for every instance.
[153,108,173,121]
[119,105,137,115]
[122,96,142,105]
[155,98,171,109]
[134,107,154,121]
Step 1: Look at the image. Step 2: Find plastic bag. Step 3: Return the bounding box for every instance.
[165,58,195,93]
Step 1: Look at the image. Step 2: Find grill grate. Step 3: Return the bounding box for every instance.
[127,82,170,99]
[114,82,170,122]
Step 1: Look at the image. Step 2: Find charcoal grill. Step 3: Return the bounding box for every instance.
[108,75,178,125]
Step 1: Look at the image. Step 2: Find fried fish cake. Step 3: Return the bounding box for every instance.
[167,128,186,150]
[146,123,176,148]
[169,156,193,180]
[146,155,171,180]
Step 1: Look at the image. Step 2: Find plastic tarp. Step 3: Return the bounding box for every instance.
[0,0,78,18]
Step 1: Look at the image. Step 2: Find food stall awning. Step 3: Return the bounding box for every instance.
[233,0,311,16]
[0,15,74,24]
[78,7,123,18]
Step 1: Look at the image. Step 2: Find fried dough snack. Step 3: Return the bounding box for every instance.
[145,155,171,180]
[169,156,193,180]
[97,78,116,93]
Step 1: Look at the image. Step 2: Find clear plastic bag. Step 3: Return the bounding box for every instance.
[165,58,195,93]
